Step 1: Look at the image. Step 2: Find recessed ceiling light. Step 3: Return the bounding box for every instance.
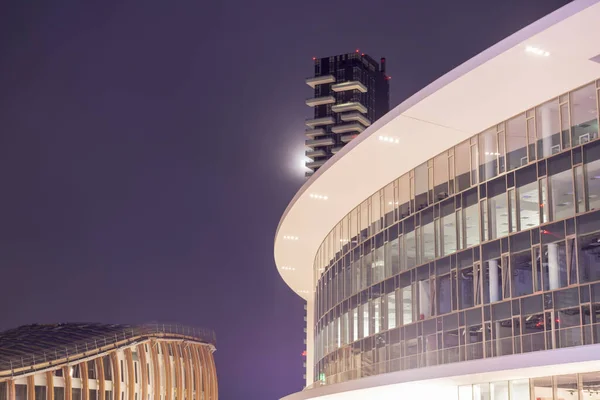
[309,193,328,200]
[280,266,296,271]
[378,136,400,144]
[525,45,550,57]
[283,235,299,241]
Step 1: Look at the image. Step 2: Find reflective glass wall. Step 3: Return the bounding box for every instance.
[459,371,600,400]
[312,80,600,386]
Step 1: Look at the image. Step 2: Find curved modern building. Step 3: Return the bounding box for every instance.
[275,1,600,399]
[0,324,217,400]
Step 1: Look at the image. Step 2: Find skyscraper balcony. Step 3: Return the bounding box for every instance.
[305,75,335,88]
[331,102,368,113]
[331,123,365,134]
[331,80,368,93]
[305,116,335,128]
[340,112,371,126]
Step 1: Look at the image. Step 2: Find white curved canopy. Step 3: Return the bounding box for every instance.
[274,0,600,299]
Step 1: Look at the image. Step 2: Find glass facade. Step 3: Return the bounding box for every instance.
[312,80,600,385]
[459,371,600,400]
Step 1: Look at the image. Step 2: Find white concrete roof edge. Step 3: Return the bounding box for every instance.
[274,0,600,243]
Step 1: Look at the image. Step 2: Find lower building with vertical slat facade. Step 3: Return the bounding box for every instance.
[0,323,217,400]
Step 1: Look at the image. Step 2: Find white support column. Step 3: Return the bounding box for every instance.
[489,260,500,303]
[542,106,553,156]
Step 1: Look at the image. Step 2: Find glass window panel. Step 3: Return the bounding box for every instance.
[360,200,369,241]
[540,178,549,224]
[387,292,396,330]
[479,128,498,181]
[373,245,384,284]
[543,240,568,290]
[401,285,413,325]
[385,238,399,278]
[571,83,598,145]
[481,200,488,242]
[518,181,540,230]
[509,379,530,400]
[422,220,435,262]
[471,144,479,186]
[498,130,506,174]
[509,189,517,233]
[419,279,432,319]
[581,371,600,400]
[490,381,509,400]
[560,102,571,149]
[536,99,561,158]
[371,298,380,335]
[459,266,474,309]
[556,374,579,400]
[585,159,600,211]
[442,212,457,256]
[405,230,417,269]
[574,165,585,214]
[550,168,575,220]
[464,193,480,248]
[458,386,473,400]
[371,193,381,233]
[415,162,429,209]
[578,231,600,283]
[384,183,395,227]
[490,192,508,240]
[398,174,411,218]
[437,274,452,315]
[507,113,528,171]
[353,307,359,341]
[456,140,471,192]
[510,250,533,297]
[434,153,449,201]
[362,303,369,338]
[473,383,490,400]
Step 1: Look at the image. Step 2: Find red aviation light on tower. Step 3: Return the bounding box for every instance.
[355,49,359,53]
[312,57,316,61]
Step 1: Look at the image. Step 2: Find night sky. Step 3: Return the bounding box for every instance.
[0,1,571,399]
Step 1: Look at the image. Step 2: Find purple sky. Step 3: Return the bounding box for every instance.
[0,1,570,398]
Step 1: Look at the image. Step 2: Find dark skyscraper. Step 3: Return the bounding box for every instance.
[305,51,390,176]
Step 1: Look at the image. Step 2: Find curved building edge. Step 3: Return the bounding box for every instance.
[274,0,600,397]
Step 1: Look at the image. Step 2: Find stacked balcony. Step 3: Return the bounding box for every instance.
[305,96,336,107]
[340,112,371,126]
[305,116,335,128]
[331,123,365,134]
[331,81,368,93]
[305,75,335,88]
[331,102,368,114]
